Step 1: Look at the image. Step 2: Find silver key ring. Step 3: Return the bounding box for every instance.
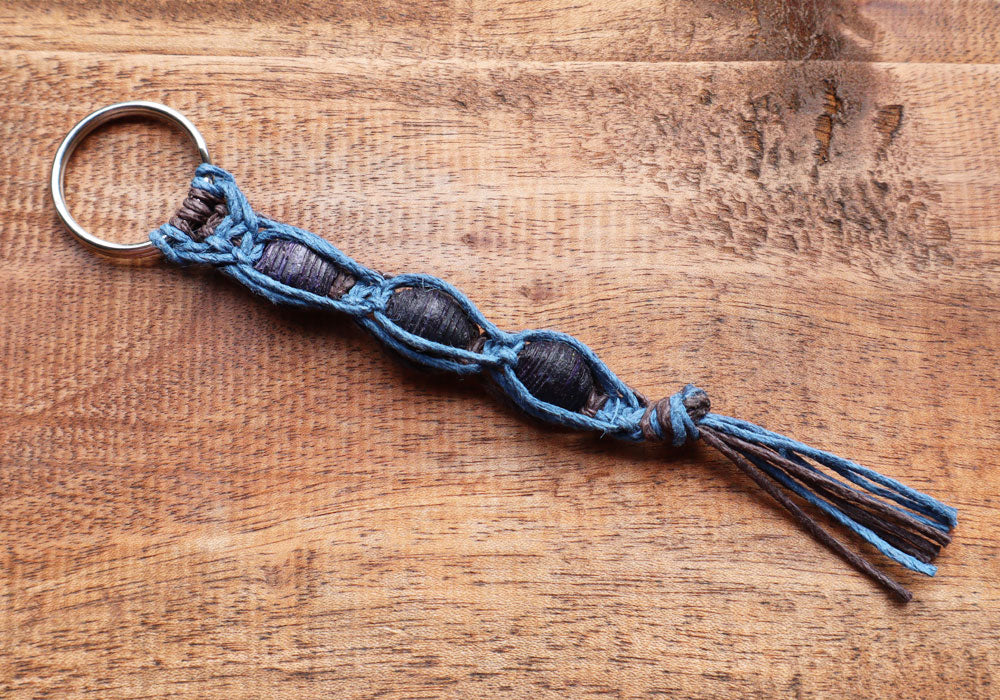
[50,101,211,259]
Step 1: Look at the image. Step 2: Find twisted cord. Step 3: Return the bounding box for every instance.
[151,164,957,600]
[152,164,657,438]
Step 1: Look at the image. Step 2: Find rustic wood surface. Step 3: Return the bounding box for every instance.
[2,1,999,697]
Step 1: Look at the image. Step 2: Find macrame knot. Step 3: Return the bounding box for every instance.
[147,164,959,601]
[640,384,711,447]
[344,280,391,313]
[479,337,522,368]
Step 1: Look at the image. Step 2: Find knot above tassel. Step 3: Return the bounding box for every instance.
[639,384,711,446]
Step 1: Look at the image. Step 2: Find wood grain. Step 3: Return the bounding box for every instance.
[2,2,999,697]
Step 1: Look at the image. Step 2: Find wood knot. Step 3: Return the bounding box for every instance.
[514,340,595,413]
[384,287,480,350]
[254,239,356,298]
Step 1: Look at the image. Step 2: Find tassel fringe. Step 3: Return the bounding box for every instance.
[694,409,957,602]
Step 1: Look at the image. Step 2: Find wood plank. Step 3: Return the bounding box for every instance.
[2,6,999,699]
[2,1,1000,63]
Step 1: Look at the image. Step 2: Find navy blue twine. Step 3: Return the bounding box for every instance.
[151,163,957,579]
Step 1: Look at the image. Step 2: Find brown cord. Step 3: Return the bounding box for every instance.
[699,426,912,602]
[169,187,226,241]
[811,486,941,564]
[639,389,711,443]
[715,432,950,548]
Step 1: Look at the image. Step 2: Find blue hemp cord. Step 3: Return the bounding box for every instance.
[151,163,958,578]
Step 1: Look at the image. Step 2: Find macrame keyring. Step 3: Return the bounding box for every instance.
[52,101,958,602]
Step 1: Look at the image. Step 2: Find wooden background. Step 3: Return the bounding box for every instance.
[2,1,999,697]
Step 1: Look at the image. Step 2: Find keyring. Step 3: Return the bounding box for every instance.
[50,101,211,259]
[48,100,959,602]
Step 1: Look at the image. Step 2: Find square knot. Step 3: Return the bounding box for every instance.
[344,281,392,313]
[478,337,521,367]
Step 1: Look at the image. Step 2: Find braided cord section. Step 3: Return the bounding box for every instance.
[151,164,650,439]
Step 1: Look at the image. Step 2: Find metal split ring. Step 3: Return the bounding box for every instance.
[50,101,210,259]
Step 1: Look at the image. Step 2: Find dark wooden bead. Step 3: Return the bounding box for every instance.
[384,287,479,349]
[254,239,356,298]
[514,340,595,412]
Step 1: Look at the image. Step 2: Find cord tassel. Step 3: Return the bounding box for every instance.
[699,427,915,602]
[655,385,958,602]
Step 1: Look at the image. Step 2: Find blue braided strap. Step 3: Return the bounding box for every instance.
[150,164,957,582]
[151,164,649,439]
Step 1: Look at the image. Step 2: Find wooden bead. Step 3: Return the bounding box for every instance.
[514,340,595,412]
[254,239,356,298]
[384,287,479,349]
